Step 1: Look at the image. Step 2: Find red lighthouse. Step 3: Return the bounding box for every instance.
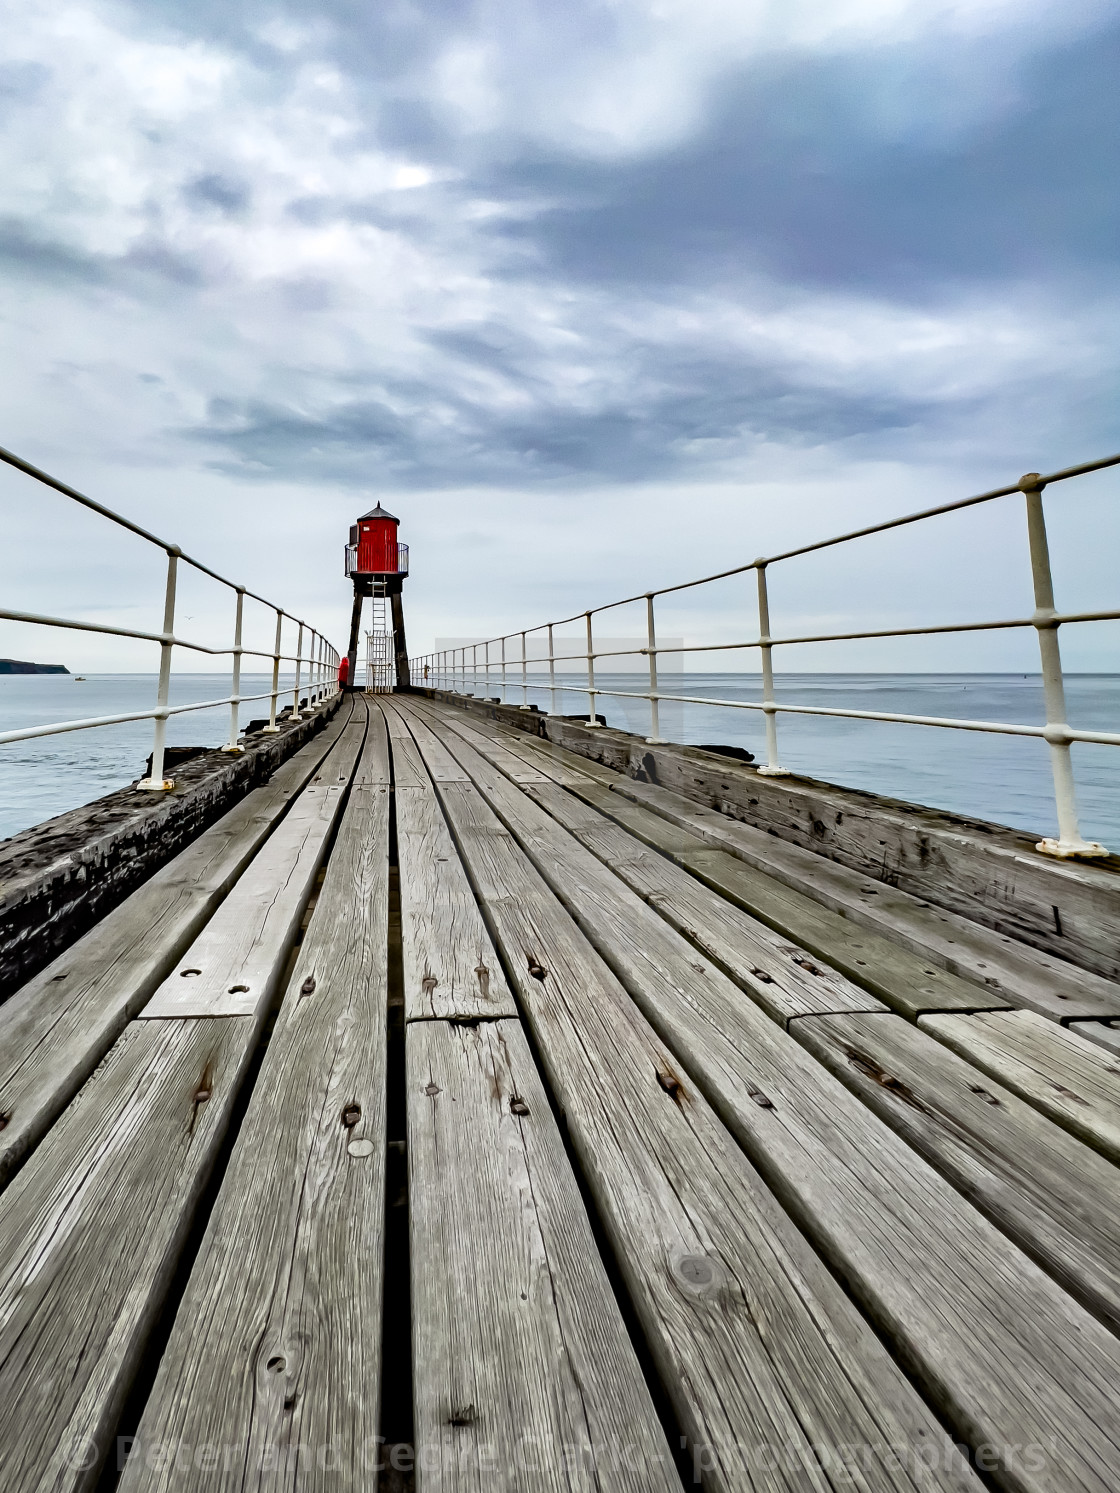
[344,503,410,689]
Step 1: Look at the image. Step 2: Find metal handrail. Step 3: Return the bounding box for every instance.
[0,446,341,782]
[413,454,1120,859]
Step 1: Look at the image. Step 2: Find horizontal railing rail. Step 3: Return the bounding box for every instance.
[413,453,1120,859]
[0,444,341,788]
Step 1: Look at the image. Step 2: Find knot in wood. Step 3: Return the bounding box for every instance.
[748,1087,773,1109]
[750,968,773,983]
[509,1097,530,1116]
[299,976,316,998]
[341,1103,362,1128]
[526,957,548,981]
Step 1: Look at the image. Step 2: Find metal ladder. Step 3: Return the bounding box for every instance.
[365,583,395,692]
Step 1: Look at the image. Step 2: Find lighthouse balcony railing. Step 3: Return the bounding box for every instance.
[412,451,1120,860]
[0,443,341,792]
[344,542,408,578]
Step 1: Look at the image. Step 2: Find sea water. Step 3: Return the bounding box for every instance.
[1,672,1117,848]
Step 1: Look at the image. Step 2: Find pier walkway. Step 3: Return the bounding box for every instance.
[2,694,1120,1491]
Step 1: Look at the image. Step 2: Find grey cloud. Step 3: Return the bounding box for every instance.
[183,173,251,215]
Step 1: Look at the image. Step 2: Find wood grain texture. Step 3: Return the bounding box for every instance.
[534,707,1120,984]
[453,716,1036,1022]
[0,703,353,1190]
[791,1010,1120,1334]
[1067,1020,1120,1057]
[405,700,1120,1493]
[608,775,1120,1024]
[140,721,364,1019]
[399,703,982,1493]
[381,703,516,1022]
[460,706,1120,1022]
[920,1010,1120,1164]
[408,1017,677,1492]
[412,704,886,1026]
[118,702,393,1493]
[0,1012,261,1493]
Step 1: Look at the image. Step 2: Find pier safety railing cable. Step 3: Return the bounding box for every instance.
[0,444,341,788]
[413,454,1120,859]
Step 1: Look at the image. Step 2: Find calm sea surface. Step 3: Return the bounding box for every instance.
[2,672,1118,847]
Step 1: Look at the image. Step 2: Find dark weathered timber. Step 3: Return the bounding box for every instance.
[0,694,342,1000]
[452,714,1120,1023]
[417,687,1120,983]
[403,698,1120,1493]
[0,703,353,1190]
[792,1010,1120,1334]
[452,713,1009,1024]
[381,703,517,1022]
[397,705,980,1493]
[119,705,393,1493]
[0,717,367,1493]
[921,1010,1120,1164]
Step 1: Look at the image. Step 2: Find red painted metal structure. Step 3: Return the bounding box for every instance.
[344,502,411,689]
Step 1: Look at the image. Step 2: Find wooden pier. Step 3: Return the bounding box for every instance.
[2,693,1120,1491]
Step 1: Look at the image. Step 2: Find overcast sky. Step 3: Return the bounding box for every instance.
[0,0,1117,671]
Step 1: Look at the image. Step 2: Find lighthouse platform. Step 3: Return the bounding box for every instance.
[1,692,1120,1491]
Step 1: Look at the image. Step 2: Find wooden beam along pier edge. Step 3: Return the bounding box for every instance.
[0,691,1117,1492]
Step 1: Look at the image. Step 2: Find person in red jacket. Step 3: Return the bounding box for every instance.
[337,656,350,688]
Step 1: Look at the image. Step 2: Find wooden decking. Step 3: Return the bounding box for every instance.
[2,694,1120,1491]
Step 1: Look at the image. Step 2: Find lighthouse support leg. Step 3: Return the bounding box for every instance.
[391,591,411,689]
[346,588,364,689]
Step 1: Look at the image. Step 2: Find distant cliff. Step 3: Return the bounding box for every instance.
[0,659,69,675]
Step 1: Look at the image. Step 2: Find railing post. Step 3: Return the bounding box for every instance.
[1020,473,1107,857]
[755,561,789,776]
[485,641,490,698]
[519,631,530,709]
[263,609,283,731]
[547,623,558,716]
[221,586,246,752]
[292,622,304,719]
[473,642,478,695]
[137,546,180,790]
[585,611,601,727]
[501,637,507,703]
[645,593,666,743]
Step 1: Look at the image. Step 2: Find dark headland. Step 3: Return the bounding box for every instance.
[0,658,69,674]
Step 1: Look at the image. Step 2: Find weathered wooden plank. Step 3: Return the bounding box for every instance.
[792,1010,1120,1334]
[408,1017,677,1491]
[397,704,982,1493]
[530,705,1120,983]
[453,715,1058,1023]
[412,704,886,1025]
[610,776,1120,1024]
[456,703,1120,1022]
[381,703,517,1022]
[0,1012,262,1492]
[117,704,394,1493]
[404,700,1120,1493]
[0,701,354,1190]
[0,716,370,1493]
[1067,1020,1120,1057]
[920,1009,1120,1165]
[139,719,365,1019]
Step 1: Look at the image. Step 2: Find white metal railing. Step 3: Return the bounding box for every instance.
[412,454,1120,859]
[0,445,341,789]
